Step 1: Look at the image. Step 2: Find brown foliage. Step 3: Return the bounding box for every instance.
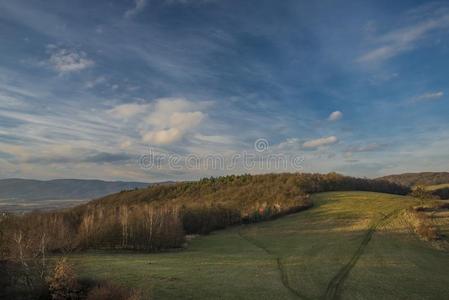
[47,258,80,300]
[379,172,449,187]
[411,186,434,203]
[407,208,441,241]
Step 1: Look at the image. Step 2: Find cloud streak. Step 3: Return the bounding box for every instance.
[345,143,386,154]
[303,136,338,149]
[125,0,147,18]
[357,7,449,63]
[413,91,444,103]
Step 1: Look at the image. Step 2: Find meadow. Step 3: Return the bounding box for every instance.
[424,183,449,191]
[68,191,449,299]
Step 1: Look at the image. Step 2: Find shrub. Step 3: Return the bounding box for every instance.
[406,209,441,241]
[47,258,81,300]
[416,223,440,241]
[411,186,435,203]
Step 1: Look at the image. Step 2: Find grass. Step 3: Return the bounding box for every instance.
[423,183,449,191]
[68,191,449,299]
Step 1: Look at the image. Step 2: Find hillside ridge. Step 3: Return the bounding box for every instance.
[0,178,153,201]
[378,172,449,187]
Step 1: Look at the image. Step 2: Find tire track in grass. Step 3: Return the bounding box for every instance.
[324,210,400,300]
[238,228,309,300]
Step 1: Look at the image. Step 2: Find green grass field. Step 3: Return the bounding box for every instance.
[68,192,449,299]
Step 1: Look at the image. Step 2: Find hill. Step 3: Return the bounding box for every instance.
[0,173,409,254]
[378,172,449,187]
[0,178,151,200]
[69,191,449,299]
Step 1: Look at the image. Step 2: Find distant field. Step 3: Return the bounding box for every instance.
[424,183,449,191]
[68,192,449,299]
[0,198,89,213]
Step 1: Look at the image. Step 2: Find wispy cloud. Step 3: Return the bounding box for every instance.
[2,0,449,181]
[48,46,94,73]
[85,76,107,89]
[412,91,444,103]
[25,150,134,164]
[108,103,149,119]
[344,143,386,157]
[357,7,449,63]
[303,136,338,149]
[125,0,147,18]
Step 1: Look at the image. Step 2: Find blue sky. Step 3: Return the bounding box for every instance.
[0,0,449,181]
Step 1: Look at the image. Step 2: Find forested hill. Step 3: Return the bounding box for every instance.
[90,172,410,209]
[378,172,449,187]
[0,173,410,254]
[0,178,150,200]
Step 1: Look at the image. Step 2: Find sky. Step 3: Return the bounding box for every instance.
[0,0,449,181]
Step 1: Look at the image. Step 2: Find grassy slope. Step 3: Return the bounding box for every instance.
[424,183,449,191]
[69,192,449,299]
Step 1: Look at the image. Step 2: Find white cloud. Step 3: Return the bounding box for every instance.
[125,0,147,18]
[108,98,207,145]
[193,134,234,145]
[413,91,444,103]
[357,9,449,63]
[303,136,338,149]
[142,128,183,145]
[169,111,204,128]
[328,111,343,122]
[48,48,94,73]
[141,98,206,145]
[108,103,149,119]
[144,98,199,126]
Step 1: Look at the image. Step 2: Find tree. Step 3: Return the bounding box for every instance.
[411,185,433,205]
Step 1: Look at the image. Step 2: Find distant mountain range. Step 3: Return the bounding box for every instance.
[2,172,449,213]
[378,172,449,187]
[0,178,151,201]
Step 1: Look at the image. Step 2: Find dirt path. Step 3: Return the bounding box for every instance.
[238,228,310,300]
[324,210,400,300]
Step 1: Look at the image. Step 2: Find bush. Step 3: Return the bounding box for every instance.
[416,223,440,241]
[411,186,435,203]
[47,258,81,300]
[406,209,441,241]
